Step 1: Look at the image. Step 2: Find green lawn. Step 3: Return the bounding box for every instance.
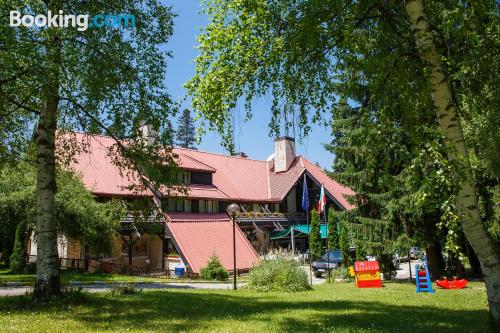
[0,282,490,333]
[0,269,172,284]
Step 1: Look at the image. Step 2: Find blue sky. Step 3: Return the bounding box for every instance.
[166,0,334,169]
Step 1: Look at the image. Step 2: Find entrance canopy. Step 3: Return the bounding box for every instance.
[270,224,328,240]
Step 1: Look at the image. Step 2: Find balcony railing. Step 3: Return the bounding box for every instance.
[236,212,307,228]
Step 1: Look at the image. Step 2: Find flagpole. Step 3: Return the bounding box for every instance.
[302,173,312,286]
[325,195,330,284]
[307,209,312,285]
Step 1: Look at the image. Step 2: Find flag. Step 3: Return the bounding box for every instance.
[301,173,309,211]
[318,184,326,213]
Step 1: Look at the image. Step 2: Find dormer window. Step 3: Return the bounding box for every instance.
[191,172,212,185]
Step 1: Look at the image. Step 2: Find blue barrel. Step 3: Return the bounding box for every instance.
[174,267,185,277]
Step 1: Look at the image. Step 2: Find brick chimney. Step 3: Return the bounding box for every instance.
[138,120,157,146]
[274,136,295,172]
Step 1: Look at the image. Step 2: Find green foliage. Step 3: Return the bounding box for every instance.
[339,225,352,268]
[187,0,499,275]
[309,209,322,261]
[9,222,28,274]
[327,210,339,250]
[0,163,124,256]
[247,257,310,292]
[111,284,142,296]
[0,1,179,178]
[199,255,229,281]
[176,109,196,149]
[328,267,353,283]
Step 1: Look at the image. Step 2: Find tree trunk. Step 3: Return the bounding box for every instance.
[465,239,482,277]
[33,29,61,300]
[426,241,444,281]
[405,0,500,325]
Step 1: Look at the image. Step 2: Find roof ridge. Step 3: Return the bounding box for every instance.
[175,146,268,163]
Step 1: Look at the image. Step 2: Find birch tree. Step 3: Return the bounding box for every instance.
[1,0,177,299]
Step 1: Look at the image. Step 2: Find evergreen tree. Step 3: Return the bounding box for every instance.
[309,209,322,261]
[325,98,406,273]
[339,225,352,268]
[325,98,449,278]
[176,109,196,148]
[327,209,339,250]
[9,222,28,274]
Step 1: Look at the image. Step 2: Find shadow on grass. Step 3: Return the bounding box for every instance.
[0,288,489,333]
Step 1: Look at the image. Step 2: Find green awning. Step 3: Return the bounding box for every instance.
[270,224,328,240]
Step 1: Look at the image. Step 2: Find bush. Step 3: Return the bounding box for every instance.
[9,223,27,274]
[200,255,229,281]
[328,267,353,283]
[247,257,311,292]
[111,284,142,296]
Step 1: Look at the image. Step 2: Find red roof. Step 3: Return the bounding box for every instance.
[354,261,380,272]
[165,213,259,273]
[63,132,355,209]
[58,132,151,197]
[159,184,229,200]
[302,158,356,210]
[174,148,270,202]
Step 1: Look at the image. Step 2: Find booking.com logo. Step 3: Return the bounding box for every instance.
[9,10,136,31]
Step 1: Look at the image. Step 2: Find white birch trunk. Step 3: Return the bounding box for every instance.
[405,0,500,325]
[33,28,61,300]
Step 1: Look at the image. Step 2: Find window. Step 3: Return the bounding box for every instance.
[199,200,206,213]
[177,171,191,184]
[192,200,199,213]
[218,201,228,213]
[161,199,176,212]
[184,200,192,212]
[191,172,212,185]
[176,199,184,212]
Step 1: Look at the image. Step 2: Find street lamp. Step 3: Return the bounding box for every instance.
[227,203,240,290]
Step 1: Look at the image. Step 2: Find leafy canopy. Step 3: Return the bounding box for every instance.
[0,162,125,254]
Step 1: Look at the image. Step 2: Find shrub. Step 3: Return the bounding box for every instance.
[247,257,311,292]
[9,222,27,274]
[328,267,353,283]
[200,255,229,281]
[309,209,323,261]
[339,226,352,268]
[111,284,142,296]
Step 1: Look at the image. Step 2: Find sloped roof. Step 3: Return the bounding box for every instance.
[173,148,270,202]
[302,158,356,210]
[63,132,355,209]
[165,212,259,273]
[59,132,151,197]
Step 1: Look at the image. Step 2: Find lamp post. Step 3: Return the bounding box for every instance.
[227,203,240,291]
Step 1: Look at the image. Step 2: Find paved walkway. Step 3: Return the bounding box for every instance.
[0,281,248,296]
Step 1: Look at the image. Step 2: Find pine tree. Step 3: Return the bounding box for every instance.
[309,209,322,261]
[339,224,352,268]
[327,209,339,250]
[176,109,196,148]
[325,98,401,263]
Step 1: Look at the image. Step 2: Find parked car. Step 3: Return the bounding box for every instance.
[366,254,400,270]
[312,250,342,277]
[409,247,424,260]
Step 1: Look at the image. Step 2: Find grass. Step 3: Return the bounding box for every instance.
[0,269,175,284]
[0,281,490,332]
[0,268,243,284]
